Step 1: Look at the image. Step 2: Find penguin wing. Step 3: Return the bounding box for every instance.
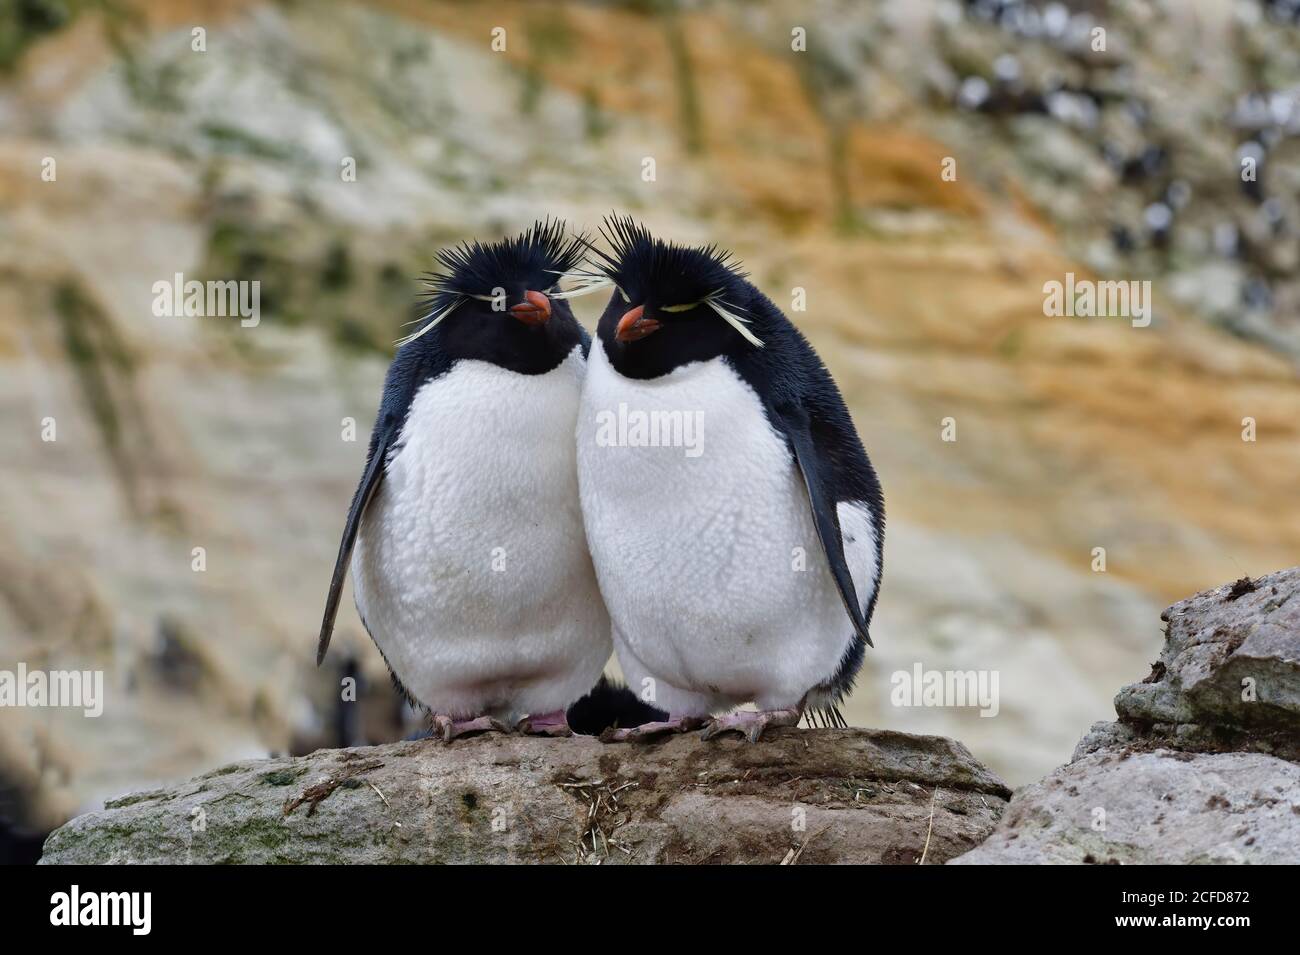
[316,420,395,665]
[773,402,875,649]
[317,346,440,665]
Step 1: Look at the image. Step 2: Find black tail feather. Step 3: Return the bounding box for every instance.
[802,704,848,729]
[566,676,667,736]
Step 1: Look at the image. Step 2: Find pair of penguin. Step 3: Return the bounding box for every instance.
[317,217,884,743]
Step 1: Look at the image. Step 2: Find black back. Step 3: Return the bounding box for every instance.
[316,221,590,665]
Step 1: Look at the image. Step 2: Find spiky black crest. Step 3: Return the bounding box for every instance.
[402,219,585,345]
[584,214,748,299]
[554,214,762,346]
[563,214,763,348]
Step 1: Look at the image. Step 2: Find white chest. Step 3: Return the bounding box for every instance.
[576,343,865,712]
[351,348,610,718]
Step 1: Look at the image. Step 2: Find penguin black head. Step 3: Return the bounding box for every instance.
[572,215,768,380]
[399,219,588,374]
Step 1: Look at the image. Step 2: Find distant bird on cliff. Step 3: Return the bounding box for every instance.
[317,221,613,741]
[570,216,885,742]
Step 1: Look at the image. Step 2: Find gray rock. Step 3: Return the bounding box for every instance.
[1071,719,1140,761]
[40,728,1010,865]
[956,567,1300,865]
[1154,566,1294,722]
[1087,566,1300,763]
[1116,566,1300,733]
[950,749,1300,865]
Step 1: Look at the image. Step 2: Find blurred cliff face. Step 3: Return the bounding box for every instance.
[1,0,1298,838]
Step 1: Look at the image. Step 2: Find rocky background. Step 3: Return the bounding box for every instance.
[3,0,1299,858]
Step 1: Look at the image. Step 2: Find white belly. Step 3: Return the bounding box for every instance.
[352,348,610,721]
[577,343,877,716]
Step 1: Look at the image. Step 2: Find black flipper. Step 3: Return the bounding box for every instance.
[316,421,397,666]
[774,403,874,650]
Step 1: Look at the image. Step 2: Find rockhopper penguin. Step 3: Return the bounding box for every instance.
[570,216,885,742]
[317,221,613,741]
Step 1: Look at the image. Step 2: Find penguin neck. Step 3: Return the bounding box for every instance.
[440,313,586,376]
[595,321,748,381]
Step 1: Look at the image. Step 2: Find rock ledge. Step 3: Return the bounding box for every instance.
[41,728,1010,865]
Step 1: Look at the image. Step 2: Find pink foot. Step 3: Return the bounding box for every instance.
[515,710,572,737]
[600,716,706,743]
[432,714,509,743]
[701,708,801,743]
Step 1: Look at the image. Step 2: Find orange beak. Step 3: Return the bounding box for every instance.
[615,304,662,342]
[509,289,552,326]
